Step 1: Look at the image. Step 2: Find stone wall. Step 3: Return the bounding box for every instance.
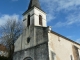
[13,43,49,60]
[35,26,48,45]
[13,26,49,60]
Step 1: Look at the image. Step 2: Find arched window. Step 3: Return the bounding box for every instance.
[27,15,30,27]
[39,15,42,25]
[23,57,33,60]
[27,37,30,43]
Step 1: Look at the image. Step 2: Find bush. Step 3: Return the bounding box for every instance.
[0,56,8,60]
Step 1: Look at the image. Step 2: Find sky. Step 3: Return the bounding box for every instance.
[0,0,80,43]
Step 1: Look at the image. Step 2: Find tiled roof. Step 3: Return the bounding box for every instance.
[0,44,8,51]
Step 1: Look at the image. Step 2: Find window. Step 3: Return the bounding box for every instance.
[72,45,79,60]
[27,37,30,43]
[39,15,42,25]
[27,15,30,27]
[23,18,26,21]
[70,55,73,60]
[51,51,56,60]
[78,49,80,60]
[23,57,32,60]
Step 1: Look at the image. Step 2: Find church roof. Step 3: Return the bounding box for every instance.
[28,0,41,10]
[23,0,44,15]
[0,44,8,51]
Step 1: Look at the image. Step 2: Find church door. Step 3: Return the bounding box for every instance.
[23,57,33,60]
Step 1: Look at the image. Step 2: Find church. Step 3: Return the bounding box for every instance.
[13,0,80,60]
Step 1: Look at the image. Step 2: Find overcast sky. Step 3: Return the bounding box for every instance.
[0,0,80,43]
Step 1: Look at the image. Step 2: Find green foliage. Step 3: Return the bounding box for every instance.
[0,56,8,60]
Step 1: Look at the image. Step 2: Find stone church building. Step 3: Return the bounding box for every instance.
[13,0,80,60]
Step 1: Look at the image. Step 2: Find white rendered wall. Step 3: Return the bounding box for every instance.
[48,32,80,60]
[34,7,47,27]
[23,9,34,28]
[14,35,22,52]
[23,7,47,27]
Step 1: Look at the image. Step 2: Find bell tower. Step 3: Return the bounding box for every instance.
[13,0,49,60]
[21,0,48,50]
[23,0,47,28]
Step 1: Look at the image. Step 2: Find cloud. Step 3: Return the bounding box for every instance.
[66,13,80,25]
[0,14,20,26]
[65,35,80,43]
[56,0,80,11]
[40,0,80,21]
[47,14,56,22]
[66,36,74,39]
[54,12,80,27]
[40,0,80,11]
[76,38,80,43]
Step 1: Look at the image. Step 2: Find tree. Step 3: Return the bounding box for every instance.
[0,19,23,60]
